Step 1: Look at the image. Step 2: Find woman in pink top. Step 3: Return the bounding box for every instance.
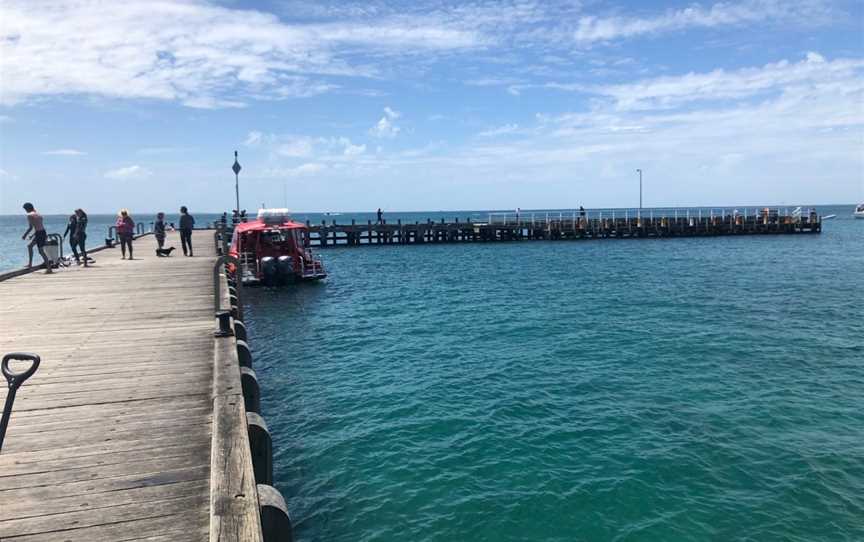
[116,208,136,260]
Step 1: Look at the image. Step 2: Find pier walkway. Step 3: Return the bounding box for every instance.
[0,231,266,541]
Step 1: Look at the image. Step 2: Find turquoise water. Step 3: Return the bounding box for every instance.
[242,205,864,541]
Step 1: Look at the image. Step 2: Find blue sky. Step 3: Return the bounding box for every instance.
[0,0,862,214]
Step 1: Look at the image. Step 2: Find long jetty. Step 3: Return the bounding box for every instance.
[304,208,821,246]
[0,231,289,541]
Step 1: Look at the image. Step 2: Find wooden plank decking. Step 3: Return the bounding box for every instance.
[0,231,225,541]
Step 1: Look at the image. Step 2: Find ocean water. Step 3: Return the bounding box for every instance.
[242,205,864,542]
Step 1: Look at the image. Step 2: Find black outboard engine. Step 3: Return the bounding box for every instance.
[277,255,294,284]
[261,256,278,285]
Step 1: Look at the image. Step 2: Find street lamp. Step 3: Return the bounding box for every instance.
[636,168,643,211]
[232,150,242,213]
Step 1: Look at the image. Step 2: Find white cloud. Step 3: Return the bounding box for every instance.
[276,137,316,158]
[339,138,366,156]
[0,168,8,176]
[243,131,263,147]
[369,108,401,138]
[0,115,12,123]
[573,1,831,45]
[0,0,483,107]
[42,149,86,156]
[478,124,520,137]
[265,163,326,177]
[591,53,864,111]
[104,165,152,180]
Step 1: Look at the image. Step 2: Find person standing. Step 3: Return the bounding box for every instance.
[75,209,89,267]
[179,206,195,256]
[154,212,167,249]
[63,211,80,263]
[21,202,52,273]
[116,209,135,260]
[377,208,383,224]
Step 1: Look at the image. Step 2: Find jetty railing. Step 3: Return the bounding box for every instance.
[487,207,820,226]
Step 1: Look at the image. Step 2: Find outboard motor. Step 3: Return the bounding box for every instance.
[277,255,294,284]
[260,256,278,286]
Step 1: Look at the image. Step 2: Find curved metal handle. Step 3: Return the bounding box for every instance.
[2,353,40,389]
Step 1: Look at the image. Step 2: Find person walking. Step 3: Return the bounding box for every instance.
[179,206,195,256]
[154,212,167,249]
[63,211,80,263]
[21,202,52,273]
[74,208,89,267]
[116,209,135,260]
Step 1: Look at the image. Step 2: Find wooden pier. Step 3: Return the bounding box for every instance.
[303,208,821,247]
[0,231,288,541]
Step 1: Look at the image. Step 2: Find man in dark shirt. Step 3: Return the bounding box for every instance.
[179,206,195,256]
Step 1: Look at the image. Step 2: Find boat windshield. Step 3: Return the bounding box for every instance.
[261,229,294,245]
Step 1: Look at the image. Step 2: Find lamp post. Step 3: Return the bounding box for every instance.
[636,168,643,212]
[232,151,242,213]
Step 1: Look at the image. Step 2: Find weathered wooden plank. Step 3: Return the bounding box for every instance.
[1,419,210,454]
[1,478,209,522]
[0,494,207,538]
[0,448,209,491]
[0,440,207,477]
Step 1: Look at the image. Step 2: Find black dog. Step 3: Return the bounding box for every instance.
[156,246,176,257]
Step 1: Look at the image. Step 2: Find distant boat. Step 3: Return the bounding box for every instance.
[854,203,864,219]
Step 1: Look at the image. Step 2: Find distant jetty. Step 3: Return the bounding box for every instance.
[303,208,821,247]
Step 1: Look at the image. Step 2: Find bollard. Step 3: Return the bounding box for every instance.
[236,340,253,368]
[240,367,261,414]
[258,484,293,542]
[234,320,248,342]
[247,412,272,485]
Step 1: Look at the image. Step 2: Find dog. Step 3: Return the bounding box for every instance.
[156,246,176,257]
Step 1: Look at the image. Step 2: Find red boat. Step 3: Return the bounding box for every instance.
[229,209,326,285]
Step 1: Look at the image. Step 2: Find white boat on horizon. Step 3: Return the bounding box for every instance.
[855,203,864,219]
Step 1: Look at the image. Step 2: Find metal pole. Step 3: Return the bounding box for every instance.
[232,150,242,214]
[637,169,642,210]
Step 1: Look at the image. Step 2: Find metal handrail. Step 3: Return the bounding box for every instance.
[213,255,243,318]
[485,207,819,226]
